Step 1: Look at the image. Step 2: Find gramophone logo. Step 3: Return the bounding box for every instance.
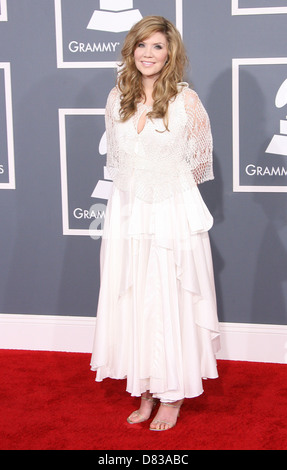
[233,58,287,193]
[87,0,142,33]
[55,0,181,68]
[266,79,287,157]
[55,0,143,68]
[59,109,109,236]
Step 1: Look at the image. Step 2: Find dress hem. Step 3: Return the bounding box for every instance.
[90,368,219,400]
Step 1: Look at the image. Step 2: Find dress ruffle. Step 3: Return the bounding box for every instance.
[90,184,220,400]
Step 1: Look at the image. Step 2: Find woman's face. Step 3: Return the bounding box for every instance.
[134,31,169,82]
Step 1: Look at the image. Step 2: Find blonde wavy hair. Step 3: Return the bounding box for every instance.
[117,16,188,130]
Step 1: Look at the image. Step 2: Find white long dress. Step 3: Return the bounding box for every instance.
[90,83,220,402]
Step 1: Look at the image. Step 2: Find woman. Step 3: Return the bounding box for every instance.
[91,16,220,431]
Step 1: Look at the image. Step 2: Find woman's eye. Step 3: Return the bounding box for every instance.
[154,45,163,50]
[138,43,145,48]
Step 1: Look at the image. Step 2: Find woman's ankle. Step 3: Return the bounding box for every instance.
[141,391,153,401]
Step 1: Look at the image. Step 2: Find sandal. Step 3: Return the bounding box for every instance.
[149,399,183,431]
[127,395,157,424]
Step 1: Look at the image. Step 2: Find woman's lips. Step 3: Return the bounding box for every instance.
[141,61,156,66]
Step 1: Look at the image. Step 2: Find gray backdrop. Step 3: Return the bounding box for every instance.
[0,0,287,326]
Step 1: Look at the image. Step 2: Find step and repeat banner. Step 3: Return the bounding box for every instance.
[0,0,286,325]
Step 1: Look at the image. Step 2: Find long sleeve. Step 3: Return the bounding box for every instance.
[105,87,120,179]
[183,88,214,185]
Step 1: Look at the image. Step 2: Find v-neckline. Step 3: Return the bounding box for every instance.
[136,103,152,135]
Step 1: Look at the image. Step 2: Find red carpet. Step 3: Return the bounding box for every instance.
[0,350,286,450]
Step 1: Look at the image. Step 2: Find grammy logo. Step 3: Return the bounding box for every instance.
[87,0,142,33]
[266,78,287,157]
